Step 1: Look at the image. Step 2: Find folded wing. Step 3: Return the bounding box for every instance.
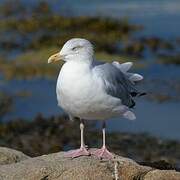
[92,61,144,120]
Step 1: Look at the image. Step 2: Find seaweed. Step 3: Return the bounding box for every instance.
[0,115,180,167]
[0,92,13,119]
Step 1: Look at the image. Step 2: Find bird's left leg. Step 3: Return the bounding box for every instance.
[90,121,114,160]
[64,119,89,158]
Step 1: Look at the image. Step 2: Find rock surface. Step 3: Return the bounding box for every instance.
[0,147,29,165]
[0,147,180,180]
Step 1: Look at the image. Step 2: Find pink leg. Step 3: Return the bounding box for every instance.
[91,121,114,160]
[65,120,90,158]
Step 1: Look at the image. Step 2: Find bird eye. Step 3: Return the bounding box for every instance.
[72,46,82,51]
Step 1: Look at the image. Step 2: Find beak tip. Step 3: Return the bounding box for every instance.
[48,53,62,64]
[48,59,51,64]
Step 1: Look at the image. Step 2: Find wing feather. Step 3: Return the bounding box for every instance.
[92,62,139,108]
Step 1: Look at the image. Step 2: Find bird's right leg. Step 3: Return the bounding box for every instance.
[64,119,90,158]
[90,121,114,160]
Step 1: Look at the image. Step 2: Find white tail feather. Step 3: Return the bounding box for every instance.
[112,61,143,83]
[119,62,133,72]
[129,73,143,82]
[112,61,133,73]
[123,111,136,120]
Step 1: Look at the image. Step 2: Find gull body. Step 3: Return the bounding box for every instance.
[57,60,125,120]
[48,38,144,159]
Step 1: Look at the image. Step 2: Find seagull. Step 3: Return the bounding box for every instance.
[48,38,145,159]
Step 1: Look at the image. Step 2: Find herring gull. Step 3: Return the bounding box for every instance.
[48,38,145,159]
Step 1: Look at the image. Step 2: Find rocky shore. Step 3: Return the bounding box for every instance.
[0,147,180,180]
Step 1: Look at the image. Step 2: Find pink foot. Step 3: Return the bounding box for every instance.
[90,146,114,160]
[64,147,90,158]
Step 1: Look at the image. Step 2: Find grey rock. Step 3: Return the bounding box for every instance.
[0,147,29,165]
[0,147,180,180]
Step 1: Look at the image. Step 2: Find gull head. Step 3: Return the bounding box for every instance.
[48,38,94,63]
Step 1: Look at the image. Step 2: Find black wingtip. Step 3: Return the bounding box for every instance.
[130,92,138,97]
[139,92,147,96]
[130,92,147,97]
[129,100,136,108]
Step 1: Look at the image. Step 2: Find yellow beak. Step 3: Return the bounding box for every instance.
[48,53,63,63]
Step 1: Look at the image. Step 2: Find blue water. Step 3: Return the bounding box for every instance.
[1,79,61,121]
[0,0,180,140]
[109,100,180,140]
[1,63,180,140]
[1,0,179,38]
[57,0,180,39]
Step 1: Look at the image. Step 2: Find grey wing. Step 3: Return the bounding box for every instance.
[92,62,140,108]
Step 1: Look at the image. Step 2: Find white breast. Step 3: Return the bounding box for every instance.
[56,61,96,117]
[56,61,123,120]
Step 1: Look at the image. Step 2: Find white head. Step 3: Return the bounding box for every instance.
[48,38,94,64]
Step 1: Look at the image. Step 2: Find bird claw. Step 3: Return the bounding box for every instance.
[90,146,114,160]
[64,147,90,158]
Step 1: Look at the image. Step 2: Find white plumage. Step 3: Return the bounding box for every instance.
[56,39,143,121]
[48,38,144,159]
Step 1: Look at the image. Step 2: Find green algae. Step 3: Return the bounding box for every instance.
[0,0,178,67]
[0,46,144,80]
[158,55,180,65]
[0,92,13,118]
[0,15,139,52]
